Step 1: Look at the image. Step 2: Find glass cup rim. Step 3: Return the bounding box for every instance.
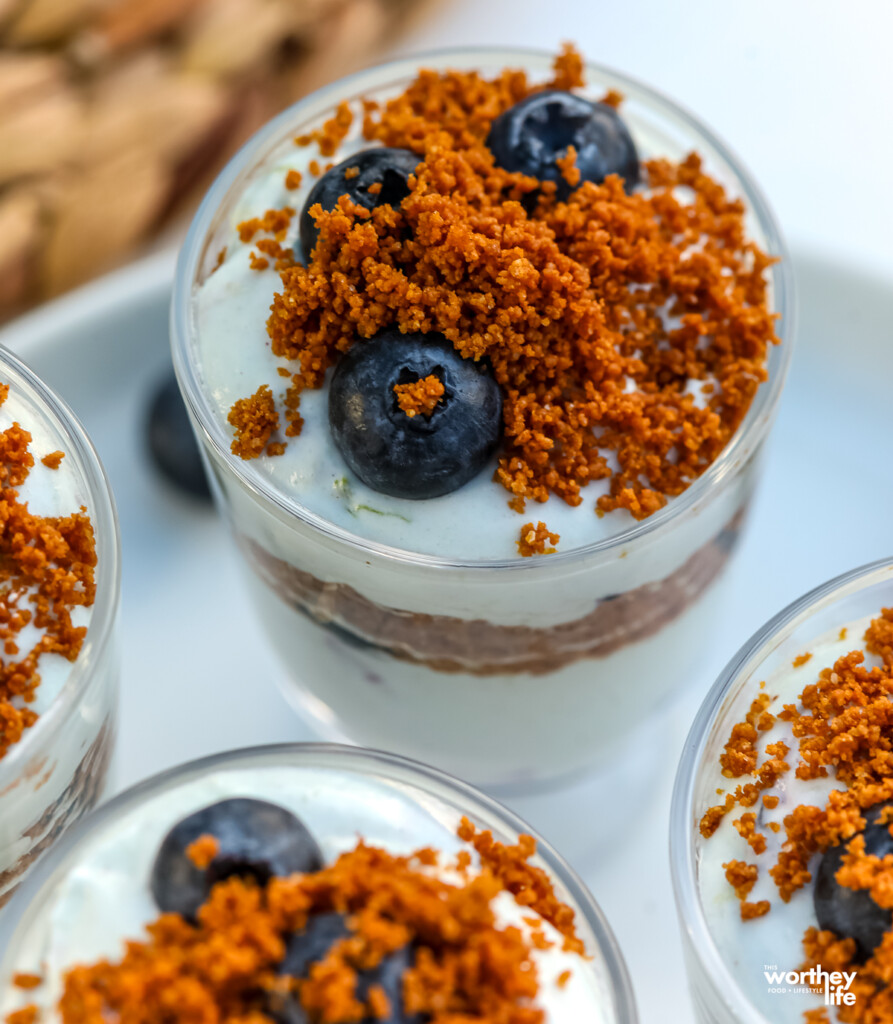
[0,345,120,782]
[669,555,893,1022]
[0,740,638,1022]
[171,44,795,573]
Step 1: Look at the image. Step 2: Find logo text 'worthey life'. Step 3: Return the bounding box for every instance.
[763,966,856,1007]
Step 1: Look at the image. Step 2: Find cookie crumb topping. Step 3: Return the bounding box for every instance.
[227,385,280,460]
[393,375,444,418]
[32,824,587,1024]
[517,521,560,557]
[231,47,779,527]
[11,977,41,992]
[186,834,220,870]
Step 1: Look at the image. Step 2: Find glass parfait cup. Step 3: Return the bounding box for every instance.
[0,347,120,908]
[171,48,793,790]
[0,742,637,1023]
[670,558,893,1023]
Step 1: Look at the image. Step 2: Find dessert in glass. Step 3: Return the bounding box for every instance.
[0,347,120,908]
[0,742,637,1023]
[171,47,793,788]
[671,558,893,1023]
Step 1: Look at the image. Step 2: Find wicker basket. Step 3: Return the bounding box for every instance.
[0,0,436,320]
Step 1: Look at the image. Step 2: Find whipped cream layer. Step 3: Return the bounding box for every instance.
[699,616,880,1022]
[0,760,614,1023]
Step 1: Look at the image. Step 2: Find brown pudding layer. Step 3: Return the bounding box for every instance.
[0,717,114,908]
[239,510,743,677]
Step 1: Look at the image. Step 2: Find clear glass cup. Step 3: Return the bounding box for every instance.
[171,48,794,789]
[0,742,637,1023]
[670,557,893,1023]
[0,347,120,908]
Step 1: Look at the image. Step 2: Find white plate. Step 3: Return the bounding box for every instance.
[0,245,891,1022]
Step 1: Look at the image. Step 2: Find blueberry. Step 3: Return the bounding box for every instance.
[145,372,211,502]
[299,148,420,259]
[265,995,310,1024]
[814,804,893,960]
[278,913,423,1024]
[151,798,323,920]
[356,944,424,1024]
[279,912,351,977]
[328,329,503,500]
[487,90,639,200]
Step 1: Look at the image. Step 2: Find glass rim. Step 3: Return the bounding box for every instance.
[669,555,893,1021]
[171,45,795,573]
[1,740,638,1023]
[0,345,120,781]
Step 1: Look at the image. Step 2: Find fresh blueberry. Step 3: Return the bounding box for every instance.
[328,328,503,500]
[487,90,639,200]
[299,147,420,259]
[151,798,323,920]
[145,372,211,502]
[814,804,893,960]
[356,944,424,1024]
[279,912,351,977]
[278,912,422,1023]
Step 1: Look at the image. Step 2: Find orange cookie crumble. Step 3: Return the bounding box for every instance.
[740,899,771,921]
[227,385,280,460]
[40,451,63,470]
[5,1008,36,1024]
[11,975,41,991]
[555,145,580,187]
[186,834,220,870]
[724,859,758,900]
[517,522,560,557]
[237,207,294,245]
[393,375,444,418]
[39,827,588,1024]
[295,100,353,158]
[225,48,779,529]
[722,860,771,921]
[0,387,97,760]
[458,816,584,954]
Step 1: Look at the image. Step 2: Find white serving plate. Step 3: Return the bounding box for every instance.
[0,244,890,1022]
